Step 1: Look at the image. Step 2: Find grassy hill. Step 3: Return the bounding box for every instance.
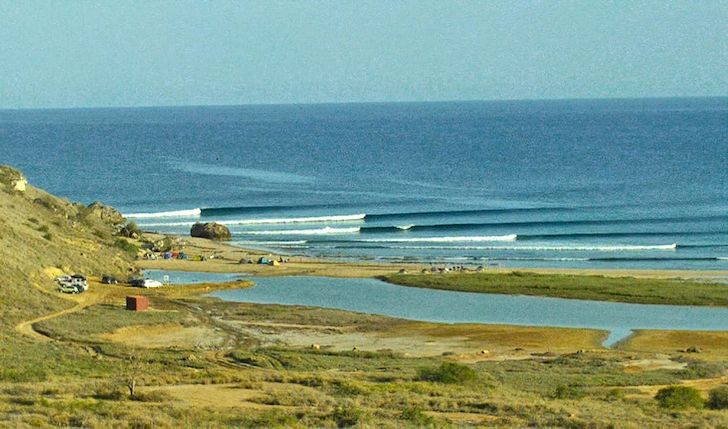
[0,165,136,328]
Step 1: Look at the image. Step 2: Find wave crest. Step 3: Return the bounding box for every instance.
[124,208,201,218]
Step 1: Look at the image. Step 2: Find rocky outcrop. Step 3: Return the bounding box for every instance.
[0,165,26,192]
[83,201,125,225]
[191,222,231,241]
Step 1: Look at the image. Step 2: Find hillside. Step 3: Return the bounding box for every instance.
[0,165,137,330]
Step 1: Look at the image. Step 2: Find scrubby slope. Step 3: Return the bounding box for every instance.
[0,165,136,329]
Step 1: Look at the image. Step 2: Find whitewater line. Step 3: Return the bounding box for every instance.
[124,208,202,218]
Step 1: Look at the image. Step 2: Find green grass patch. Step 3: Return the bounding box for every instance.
[655,385,704,409]
[382,272,728,306]
[33,304,183,342]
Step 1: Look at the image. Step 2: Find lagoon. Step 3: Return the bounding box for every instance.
[210,276,728,345]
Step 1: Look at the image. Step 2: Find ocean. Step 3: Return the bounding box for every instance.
[1,97,726,270]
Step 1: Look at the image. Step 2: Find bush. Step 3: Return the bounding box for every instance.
[131,390,171,402]
[707,385,728,410]
[655,386,704,409]
[401,406,435,426]
[682,361,725,378]
[331,405,362,428]
[417,362,477,384]
[119,221,143,238]
[115,238,139,256]
[553,384,586,400]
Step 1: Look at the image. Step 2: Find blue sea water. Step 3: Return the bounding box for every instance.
[1,97,726,270]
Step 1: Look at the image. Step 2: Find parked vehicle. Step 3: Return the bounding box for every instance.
[141,279,163,288]
[58,283,83,294]
[101,275,118,284]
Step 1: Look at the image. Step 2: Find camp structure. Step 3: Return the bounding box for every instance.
[126,295,149,311]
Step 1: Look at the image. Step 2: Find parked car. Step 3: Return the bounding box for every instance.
[101,275,118,284]
[58,283,83,294]
[128,277,145,287]
[141,279,163,288]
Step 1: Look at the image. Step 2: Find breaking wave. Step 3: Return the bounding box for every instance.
[239,227,361,235]
[124,208,202,218]
[223,214,365,225]
[360,234,518,243]
[386,243,677,251]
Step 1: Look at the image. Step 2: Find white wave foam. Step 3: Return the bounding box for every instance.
[124,208,201,218]
[224,213,365,225]
[136,213,365,228]
[389,243,677,251]
[240,227,361,235]
[362,234,518,243]
[235,240,308,245]
[396,224,415,230]
[717,257,728,261]
[137,221,196,227]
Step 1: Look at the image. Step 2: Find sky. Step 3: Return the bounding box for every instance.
[0,1,726,108]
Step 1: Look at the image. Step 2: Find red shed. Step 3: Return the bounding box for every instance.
[126,295,149,311]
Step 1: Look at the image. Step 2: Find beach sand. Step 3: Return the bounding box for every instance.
[138,233,728,281]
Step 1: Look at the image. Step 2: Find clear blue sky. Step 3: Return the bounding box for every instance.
[1,1,726,108]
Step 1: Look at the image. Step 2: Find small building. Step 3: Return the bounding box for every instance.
[126,295,149,311]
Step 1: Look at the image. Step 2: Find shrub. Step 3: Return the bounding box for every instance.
[553,384,586,400]
[655,386,704,409]
[682,361,725,378]
[131,390,171,402]
[250,410,298,428]
[37,224,49,233]
[119,221,143,238]
[401,406,435,426]
[604,387,625,402]
[43,232,53,241]
[707,385,728,410]
[417,362,477,384]
[331,405,362,428]
[115,238,139,255]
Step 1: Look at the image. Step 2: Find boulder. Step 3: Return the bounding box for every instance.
[191,222,231,241]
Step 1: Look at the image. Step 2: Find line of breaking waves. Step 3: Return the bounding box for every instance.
[239,227,362,235]
[124,208,202,218]
[127,206,573,221]
[359,215,725,233]
[321,243,678,251]
[136,213,366,228]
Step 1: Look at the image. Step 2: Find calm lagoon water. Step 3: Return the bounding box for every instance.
[210,276,728,345]
[143,269,248,285]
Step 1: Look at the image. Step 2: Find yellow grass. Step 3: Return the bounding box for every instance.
[618,330,728,360]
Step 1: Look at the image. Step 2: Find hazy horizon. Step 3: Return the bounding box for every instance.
[1,1,726,109]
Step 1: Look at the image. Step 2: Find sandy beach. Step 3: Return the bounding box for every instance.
[137,233,728,281]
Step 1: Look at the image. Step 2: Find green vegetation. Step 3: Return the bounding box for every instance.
[417,362,477,384]
[115,237,140,256]
[383,272,728,306]
[655,386,704,409]
[707,386,728,410]
[34,305,184,342]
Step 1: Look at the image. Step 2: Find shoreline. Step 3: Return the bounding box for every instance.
[138,232,728,281]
